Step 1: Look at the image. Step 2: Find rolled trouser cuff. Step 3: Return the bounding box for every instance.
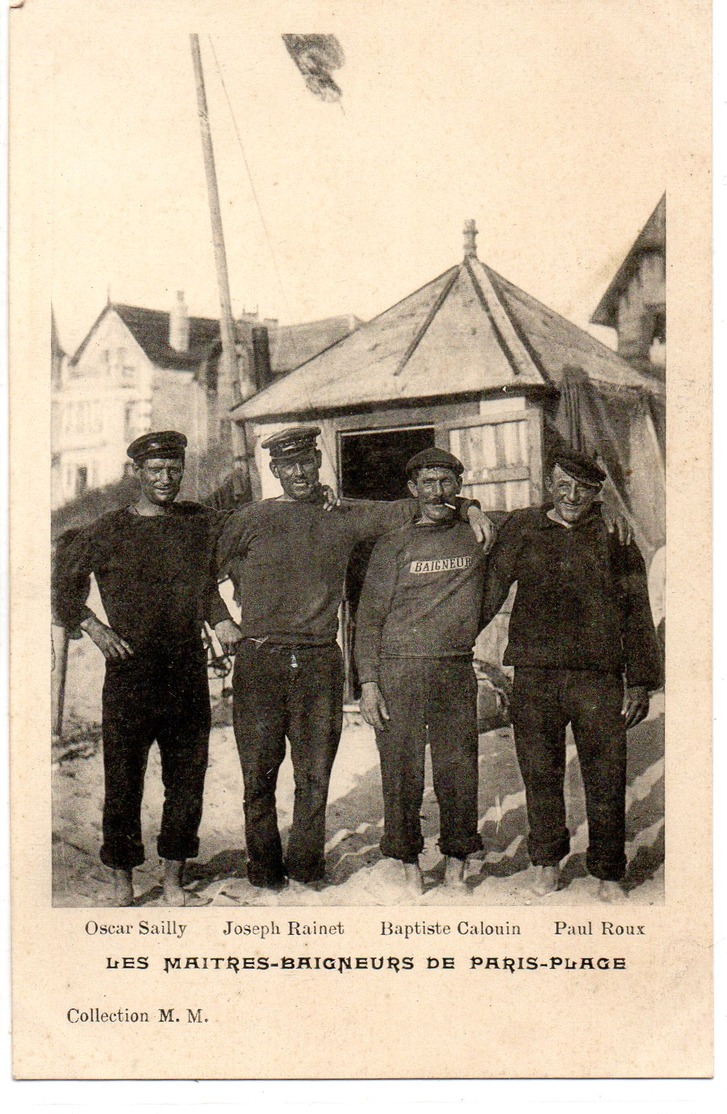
[100,839,145,870]
[380,834,424,864]
[438,833,483,860]
[528,833,570,868]
[157,835,200,862]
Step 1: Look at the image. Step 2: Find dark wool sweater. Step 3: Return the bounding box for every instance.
[53,503,231,653]
[480,505,662,689]
[354,518,488,683]
[215,497,478,646]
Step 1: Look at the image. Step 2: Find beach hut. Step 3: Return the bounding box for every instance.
[230,222,665,700]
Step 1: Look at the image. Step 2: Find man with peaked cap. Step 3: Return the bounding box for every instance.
[216,428,496,891]
[480,445,662,902]
[354,448,488,897]
[54,430,242,906]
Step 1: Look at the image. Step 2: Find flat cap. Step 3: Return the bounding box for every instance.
[547,445,606,486]
[261,426,321,461]
[127,430,187,462]
[406,447,464,478]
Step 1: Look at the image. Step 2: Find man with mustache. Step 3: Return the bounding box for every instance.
[215,427,495,891]
[354,448,487,897]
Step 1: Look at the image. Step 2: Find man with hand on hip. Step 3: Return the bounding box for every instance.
[54,431,241,906]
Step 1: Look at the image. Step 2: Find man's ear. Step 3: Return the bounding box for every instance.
[544,469,554,495]
[407,478,418,499]
[315,450,323,468]
[454,476,462,495]
[269,460,280,479]
[132,462,142,479]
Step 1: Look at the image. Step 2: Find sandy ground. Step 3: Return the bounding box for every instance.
[53,634,665,909]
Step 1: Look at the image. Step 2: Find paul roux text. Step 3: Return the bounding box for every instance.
[553,920,646,935]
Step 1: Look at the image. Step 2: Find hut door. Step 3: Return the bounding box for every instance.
[441,408,544,511]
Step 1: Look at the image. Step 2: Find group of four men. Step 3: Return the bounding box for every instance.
[54,424,661,906]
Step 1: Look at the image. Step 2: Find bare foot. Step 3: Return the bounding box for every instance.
[162,859,187,906]
[163,886,186,906]
[443,856,467,892]
[402,861,424,897]
[598,880,626,903]
[161,859,210,906]
[531,865,559,896]
[111,868,134,906]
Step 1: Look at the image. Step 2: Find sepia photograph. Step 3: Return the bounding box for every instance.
[9,0,711,1080]
[48,15,666,914]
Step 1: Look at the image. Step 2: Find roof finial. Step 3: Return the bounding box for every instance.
[463,219,478,259]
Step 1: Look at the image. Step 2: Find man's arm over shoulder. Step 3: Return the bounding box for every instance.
[480,508,530,629]
[341,495,486,543]
[179,501,232,540]
[333,497,414,541]
[354,531,403,685]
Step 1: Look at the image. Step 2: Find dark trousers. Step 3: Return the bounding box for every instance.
[232,641,344,886]
[511,668,627,881]
[376,658,483,864]
[100,648,211,870]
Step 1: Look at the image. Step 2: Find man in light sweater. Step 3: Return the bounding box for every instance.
[354,448,488,897]
[215,429,495,892]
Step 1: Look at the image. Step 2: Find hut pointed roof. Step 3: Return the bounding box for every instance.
[234,224,662,422]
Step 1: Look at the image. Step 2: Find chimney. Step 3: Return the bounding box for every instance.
[463,219,478,259]
[251,325,273,390]
[169,290,190,352]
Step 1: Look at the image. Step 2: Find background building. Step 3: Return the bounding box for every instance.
[51,294,357,508]
[591,194,666,376]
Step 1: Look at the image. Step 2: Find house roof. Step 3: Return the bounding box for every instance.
[51,305,65,359]
[70,303,358,378]
[234,239,663,422]
[69,302,219,371]
[115,304,220,369]
[591,194,666,328]
[266,315,361,375]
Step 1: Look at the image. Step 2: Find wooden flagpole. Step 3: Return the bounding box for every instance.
[190,34,255,493]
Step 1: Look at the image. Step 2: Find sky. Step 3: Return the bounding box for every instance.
[38,0,691,354]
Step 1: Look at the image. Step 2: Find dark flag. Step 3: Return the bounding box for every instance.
[282,35,345,103]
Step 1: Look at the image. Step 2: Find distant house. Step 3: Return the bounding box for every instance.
[591,194,666,376]
[51,294,357,507]
[231,221,664,697]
